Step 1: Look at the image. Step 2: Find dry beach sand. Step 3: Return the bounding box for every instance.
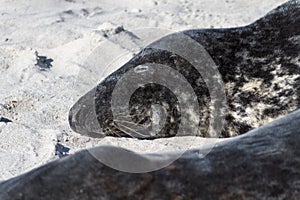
[0,0,288,181]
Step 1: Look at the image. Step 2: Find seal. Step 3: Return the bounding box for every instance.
[69,0,300,138]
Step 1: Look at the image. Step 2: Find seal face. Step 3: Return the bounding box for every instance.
[69,0,300,138]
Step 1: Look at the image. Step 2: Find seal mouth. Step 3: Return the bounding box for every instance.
[69,87,105,138]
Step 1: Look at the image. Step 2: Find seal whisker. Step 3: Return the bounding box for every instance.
[112,121,136,138]
[114,119,148,128]
[114,122,146,138]
[107,127,122,138]
[115,127,135,138]
[116,115,151,126]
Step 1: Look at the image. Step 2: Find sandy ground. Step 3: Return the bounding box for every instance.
[0,0,288,181]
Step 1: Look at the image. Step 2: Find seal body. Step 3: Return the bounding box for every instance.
[69,0,300,138]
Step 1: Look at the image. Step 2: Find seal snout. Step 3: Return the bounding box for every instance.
[69,88,105,138]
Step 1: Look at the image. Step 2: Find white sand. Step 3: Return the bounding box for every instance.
[0,0,288,181]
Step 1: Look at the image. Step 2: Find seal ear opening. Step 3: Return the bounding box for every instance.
[69,87,104,138]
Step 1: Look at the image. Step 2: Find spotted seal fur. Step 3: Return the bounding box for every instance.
[69,0,300,138]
